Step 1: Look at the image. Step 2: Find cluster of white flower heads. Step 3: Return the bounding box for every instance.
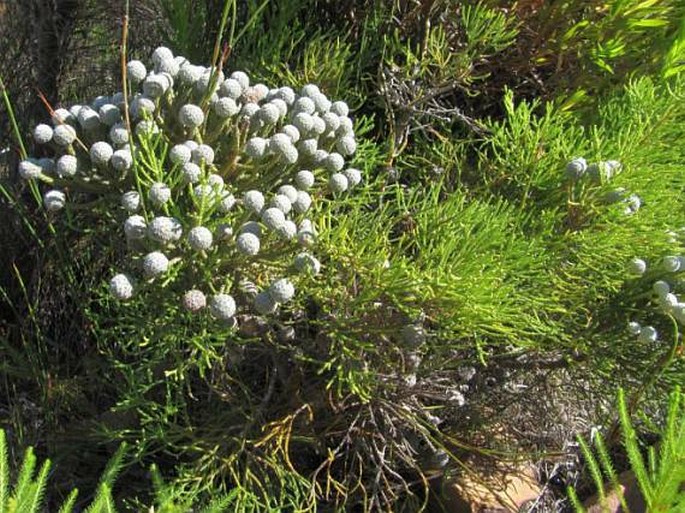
[626,245,685,342]
[20,46,359,325]
[565,156,642,216]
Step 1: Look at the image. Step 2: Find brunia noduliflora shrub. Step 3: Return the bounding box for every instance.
[18,46,363,328]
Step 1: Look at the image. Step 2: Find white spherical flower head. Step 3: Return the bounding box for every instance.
[219,78,243,99]
[310,116,326,136]
[277,184,298,203]
[659,292,679,310]
[188,226,213,251]
[219,193,236,213]
[191,144,215,165]
[18,160,40,179]
[52,124,77,147]
[628,258,647,276]
[111,149,133,171]
[149,182,171,206]
[311,92,331,113]
[124,215,147,240]
[76,106,100,132]
[143,74,170,98]
[270,194,292,214]
[311,116,326,137]
[293,191,312,213]
[110,273,135,300]
[130,96,156,120]
[261,207,286,230]
[294,253,321,275]
[295,170,315,190]
[280,144,299,164]
[322,112,340,133]
[268,133,293,155]
[33,124,53,144]
[127,60,147,83]
[329,173,349,193]
[270,98,288,118]
[298,139,318,158]
[269,278,295,303]
[121,191,140,212]
[638,326,658,343]
[281,125,300,143]
[56,155,78,178]
[147,216,183,243]
[336,116,354,137]
[343,168,362,188]
[313,149,329,166]
[653,280,670,297]
[330,100,349,116]
[151,46,174,66]
[293,112,314,134]
[237,232,260,256]
[89,142,114,166]
[182,162,202,183]
[209,294,237,320]
[135,119,160,136]
[177,63,202,85]
[178,104,205,129]
[294,97,316,116]
[565,157,587,180]
[230,71,250,90]
[212,97,239,118]
[254,291,278,315]
[156,57,179,77]
[324,152,345,172]
[277,220,297,240]
[258,103,280,124]
[274,86,296,105]
[336,136,357,156]
[143,251,169,278]
[243,190,265,213]
[182,289,206,312]
[169,144,192,166]
[99,104,121,126]
[109,123,129,146]
[245,137,267,159]
[241,103,260,120]
[43,190,66,212]
[662,256,681,272]
[51,108,74,125]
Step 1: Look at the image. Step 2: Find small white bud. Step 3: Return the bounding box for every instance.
[43,190,66,212]
[209,293,237,320]
[188,226,213,250]
[237,232,260,256]
[142,251,169,278]
[33,124,53,144]
[628,258,647,276]
[121,191,140,212]
[149,182,171,206]
[124,215,147,240]
[182,290,206,312]
[110,273,135,300]
[178,104,205,129]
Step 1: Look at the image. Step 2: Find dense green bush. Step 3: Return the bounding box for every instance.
[1,0,684,511]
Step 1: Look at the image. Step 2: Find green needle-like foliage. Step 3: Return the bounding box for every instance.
[569,386,685,513]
